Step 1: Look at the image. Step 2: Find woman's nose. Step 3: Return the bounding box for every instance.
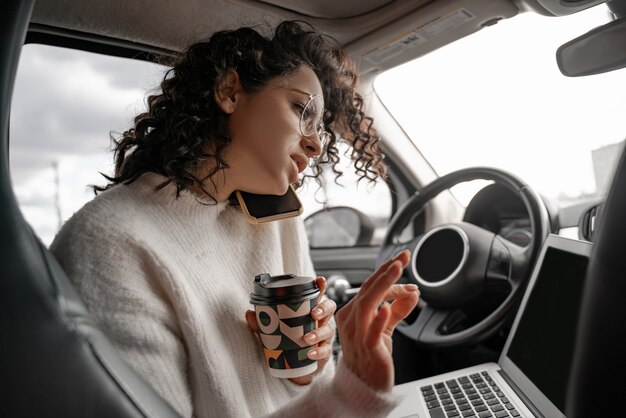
[300,133,323,159]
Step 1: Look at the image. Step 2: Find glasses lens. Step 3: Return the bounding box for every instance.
[300,95,324,136]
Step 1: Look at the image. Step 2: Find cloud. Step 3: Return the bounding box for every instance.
[9,45,165,243]
[33,43,167,91]
[10,45,165,184]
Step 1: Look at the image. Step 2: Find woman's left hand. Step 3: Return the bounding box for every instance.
[245,276,337,385]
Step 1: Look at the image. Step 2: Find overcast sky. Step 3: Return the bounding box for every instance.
[9,3,625,245]
[10,45,160,244]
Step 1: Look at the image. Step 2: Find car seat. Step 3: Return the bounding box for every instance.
[565,139,626,416]
[0,1,181,416]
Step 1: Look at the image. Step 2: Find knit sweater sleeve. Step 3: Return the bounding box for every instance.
[50,217,194,418]
[263,356,401,418]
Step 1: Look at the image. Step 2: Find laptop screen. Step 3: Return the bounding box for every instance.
[503,240,590,414]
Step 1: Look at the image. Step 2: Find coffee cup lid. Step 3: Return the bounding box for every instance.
[250,273,319,305]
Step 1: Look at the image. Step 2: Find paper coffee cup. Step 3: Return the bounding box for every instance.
[250,273,320,378]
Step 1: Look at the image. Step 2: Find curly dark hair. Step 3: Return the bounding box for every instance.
[94,20,386,200]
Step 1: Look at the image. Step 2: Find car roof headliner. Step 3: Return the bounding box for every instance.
[29,0,605,74]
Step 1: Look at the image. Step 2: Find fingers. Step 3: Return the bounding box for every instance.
[353,261,407,339]
[357,261,404,316]
[245,310,259,333]
[382,283,419,301]
[359,250,410,294]
[312,298,337,322]
[394,249,411,267]
[335,251,411,339]
[307,341,332,361]
[315,276,327,300]
[377,283,420,329]
[387,290,420,329]
[304,322,335,346]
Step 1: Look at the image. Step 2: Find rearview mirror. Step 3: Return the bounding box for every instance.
[557,15,626,77]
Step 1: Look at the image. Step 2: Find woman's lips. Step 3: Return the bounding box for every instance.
[290,154,308,174]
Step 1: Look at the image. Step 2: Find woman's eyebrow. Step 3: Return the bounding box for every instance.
[286,86,323,98]
[291,87,311,95]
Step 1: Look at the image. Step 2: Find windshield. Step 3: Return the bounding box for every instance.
[375,5,624,207]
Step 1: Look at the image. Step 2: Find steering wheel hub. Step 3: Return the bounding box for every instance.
[413,225,469,287]
[411,223,497,309]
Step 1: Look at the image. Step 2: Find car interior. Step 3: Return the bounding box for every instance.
[2,0,625,417]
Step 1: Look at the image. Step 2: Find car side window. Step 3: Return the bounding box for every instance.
[11,44,393,248]
[299,144,393,249]
[10,44,166,246]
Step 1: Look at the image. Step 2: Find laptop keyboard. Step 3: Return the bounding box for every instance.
[419,371,522,418]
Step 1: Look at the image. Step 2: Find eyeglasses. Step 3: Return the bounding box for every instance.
[278,87,331,156]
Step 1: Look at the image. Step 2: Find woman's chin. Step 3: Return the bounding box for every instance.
[240,171,292,195]
[252,179,290,196]
[273,183,291,196]
[274,173,295,195]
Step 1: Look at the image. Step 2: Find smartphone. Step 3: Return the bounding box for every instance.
[235,185,303,224]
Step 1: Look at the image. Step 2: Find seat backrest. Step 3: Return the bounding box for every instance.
[0,2,181,416]
[566,142,626,417]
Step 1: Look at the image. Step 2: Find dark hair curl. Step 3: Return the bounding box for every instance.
[94,20,386,200]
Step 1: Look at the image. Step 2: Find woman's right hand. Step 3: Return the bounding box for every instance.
[335,250,419,392]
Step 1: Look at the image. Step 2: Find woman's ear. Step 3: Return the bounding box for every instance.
[214,69,243,114]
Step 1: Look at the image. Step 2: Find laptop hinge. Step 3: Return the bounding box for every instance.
[497,370,544,418]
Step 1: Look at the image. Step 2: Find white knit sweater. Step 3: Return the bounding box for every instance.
[50,173,400,418]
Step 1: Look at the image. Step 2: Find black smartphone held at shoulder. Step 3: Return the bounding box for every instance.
[235,185,303,224]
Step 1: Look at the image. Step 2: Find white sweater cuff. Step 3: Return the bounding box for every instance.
[331,356,401,418]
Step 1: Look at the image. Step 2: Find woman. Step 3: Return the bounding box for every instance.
[51,21,419,417]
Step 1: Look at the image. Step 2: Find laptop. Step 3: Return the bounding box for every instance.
[389,234,591,418]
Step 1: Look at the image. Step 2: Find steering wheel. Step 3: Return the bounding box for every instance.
[378,167,551,348]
